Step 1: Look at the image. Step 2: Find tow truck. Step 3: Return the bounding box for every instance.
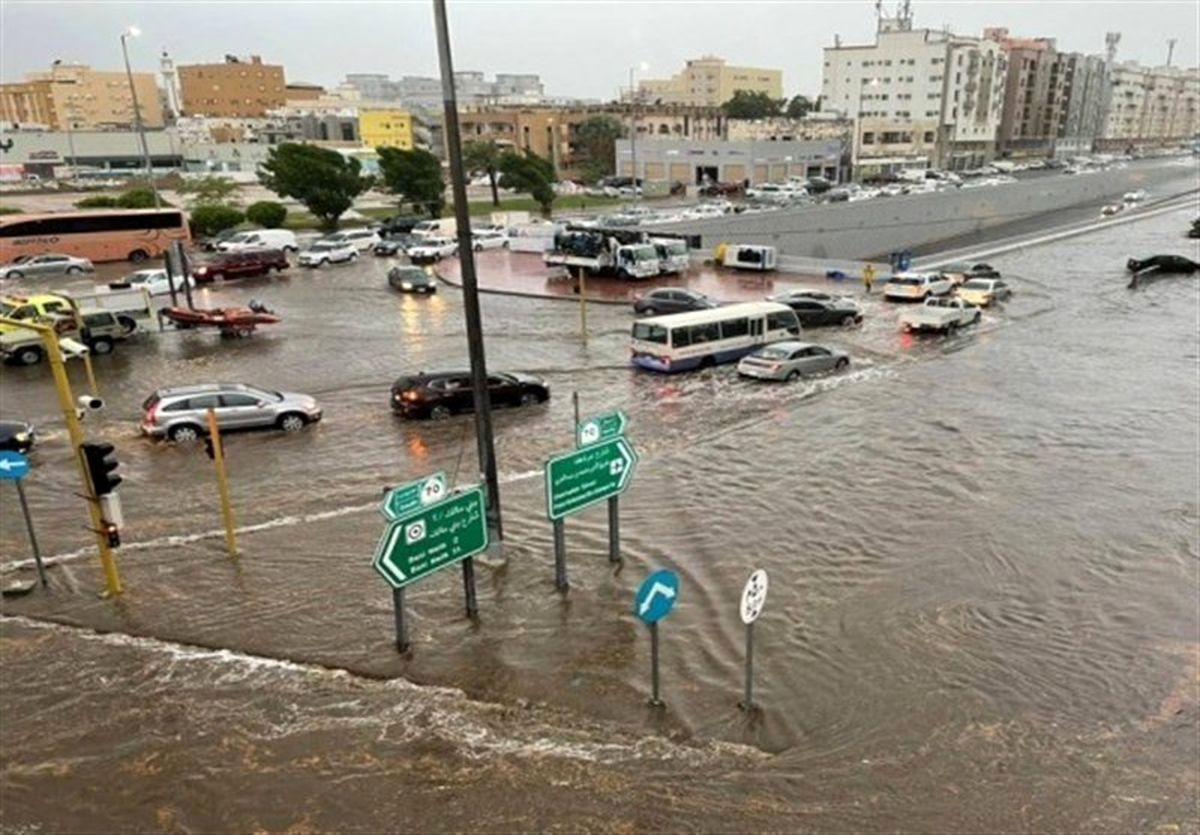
[544,227,664,279]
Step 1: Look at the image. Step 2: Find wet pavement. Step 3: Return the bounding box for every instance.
[1,201,1199,831]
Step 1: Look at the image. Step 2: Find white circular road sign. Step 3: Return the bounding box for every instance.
[740,569,769,625]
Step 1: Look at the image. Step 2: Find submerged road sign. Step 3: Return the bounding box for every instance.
[380,471,448,521]
[0,451,30,481]
[576,410,628,447]
[372,485,488,589]
[545,436,637,521]
[634,569,679,624]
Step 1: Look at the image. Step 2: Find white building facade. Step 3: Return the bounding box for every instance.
[822,13,1006,176]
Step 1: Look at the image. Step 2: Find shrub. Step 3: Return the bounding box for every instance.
[75,194,119,209]
[0,206,23,216]
[245,200,287,228]
[115,187,165,209]
[189,204,245,237]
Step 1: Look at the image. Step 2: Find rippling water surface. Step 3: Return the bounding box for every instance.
[2,198,1198,831]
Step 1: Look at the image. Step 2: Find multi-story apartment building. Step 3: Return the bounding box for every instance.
[986,29,1061,157]
[1,63,163,130]
[178,55,286,118]
[1054,53,1110,156]
[638,56,783,107]
[822,12,1006,175]
[1100,62,1200,149]
[725,113,854,144]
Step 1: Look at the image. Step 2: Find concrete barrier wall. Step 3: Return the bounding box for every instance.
[658,160,1199,260]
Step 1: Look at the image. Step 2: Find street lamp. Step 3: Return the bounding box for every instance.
[627,62,649,203]
[119,25,162,209]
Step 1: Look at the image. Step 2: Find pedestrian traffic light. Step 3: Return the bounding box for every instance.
[81,441,122,496]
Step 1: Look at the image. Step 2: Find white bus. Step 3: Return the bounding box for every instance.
[630,301,801,373]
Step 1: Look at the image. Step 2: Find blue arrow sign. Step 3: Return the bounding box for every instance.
[0,451,30,481]
[634,569,679,624]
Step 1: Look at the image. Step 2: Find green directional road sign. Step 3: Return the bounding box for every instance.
[380,471,448,521]
[372,485,488,589]
[545,436,637,521]
[576,409,628,447]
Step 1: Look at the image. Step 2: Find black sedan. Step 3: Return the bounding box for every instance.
[633,288,718,316]
[387,266,437,294]
[774,296,863,327]
[0,420,36,453]
[1126,255,1199,274]
[390,371,550,419]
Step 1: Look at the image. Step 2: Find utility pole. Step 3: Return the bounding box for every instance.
[120,26,162,210]
[629,67,639,203]
[432,0,503,543]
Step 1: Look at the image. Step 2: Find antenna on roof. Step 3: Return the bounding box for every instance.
[1166,38,1176,67]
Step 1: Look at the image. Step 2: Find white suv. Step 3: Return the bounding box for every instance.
[883,271,953,302]
[298,241,358,267]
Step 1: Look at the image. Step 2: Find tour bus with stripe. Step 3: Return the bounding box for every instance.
[630,301,801,373]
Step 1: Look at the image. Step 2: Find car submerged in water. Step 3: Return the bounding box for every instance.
[390,371,550,419]
[1126,255,1199,275]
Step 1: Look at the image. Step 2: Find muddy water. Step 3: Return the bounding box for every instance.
[1,202,1198,831]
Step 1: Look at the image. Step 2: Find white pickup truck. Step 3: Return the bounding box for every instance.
[898,297,981,334]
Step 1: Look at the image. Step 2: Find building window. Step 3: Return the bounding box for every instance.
[923,131,935,142]
[862,131,875,144]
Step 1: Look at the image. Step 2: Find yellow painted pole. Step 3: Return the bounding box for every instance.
[578,267,588,347]
[80,352,101,399]
[206,408,238,558]
[0,316,122,596]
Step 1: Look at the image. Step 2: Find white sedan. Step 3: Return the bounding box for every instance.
[298,241,358,267]
[113,268,194,296]
[471,230,509,251]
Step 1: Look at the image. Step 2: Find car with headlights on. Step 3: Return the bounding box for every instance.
[387,266,437,294]
[737,341,849,382]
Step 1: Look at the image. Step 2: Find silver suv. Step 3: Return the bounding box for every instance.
[141,383,322,442]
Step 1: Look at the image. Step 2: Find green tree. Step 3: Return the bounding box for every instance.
[189,205,245,237]
[721,90,784,119]
[178,175,240,205]
[463,140,503,206]
[375,147,445,218]
[785,95,817,119]
[574,115,625,183]
[115,187,168,208]
[75,194,118,209]
[245,200,288,228]
[258,143,371,230]
[498,151,556,217]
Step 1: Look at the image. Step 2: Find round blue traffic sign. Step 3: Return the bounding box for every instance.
[634,569,679,624]
[0,451,30,481]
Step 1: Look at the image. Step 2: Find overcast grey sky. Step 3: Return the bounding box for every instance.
[2,1,1197,99]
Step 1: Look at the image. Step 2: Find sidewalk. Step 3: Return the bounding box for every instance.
[436,250,866,305]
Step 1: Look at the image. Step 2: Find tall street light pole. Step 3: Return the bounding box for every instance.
[432,0,503,544]
[628,62,648,203]
[119,26,161,210]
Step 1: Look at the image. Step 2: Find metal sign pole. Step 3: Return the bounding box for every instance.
[553,519,568,591]
[14,481,47,588]
[392,586,409,653]
[163,250,179,308]
[607,496,621,564]
[649,621,663,707]
[578,267,588,346]
[741,622,754,711]
[462,557,478,620]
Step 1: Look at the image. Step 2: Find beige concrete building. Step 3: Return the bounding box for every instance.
[1101,62,1200,148]
[456,103,727,177]
[726,114,853,143]
[178,55,286,117]
[638,56,783,107]
[1,63,162,130]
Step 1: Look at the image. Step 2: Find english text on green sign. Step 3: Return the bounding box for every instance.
[372,485,488,589]
[545,436,637,521]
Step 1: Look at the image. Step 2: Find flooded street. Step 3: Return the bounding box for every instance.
[2,203,1198,831]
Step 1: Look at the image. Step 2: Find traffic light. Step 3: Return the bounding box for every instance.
[81,441,122,496]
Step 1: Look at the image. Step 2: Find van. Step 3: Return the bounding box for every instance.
[321,229,380,251]
[411,218,457,240]
[722,244,777,272]
[217,229,298,253]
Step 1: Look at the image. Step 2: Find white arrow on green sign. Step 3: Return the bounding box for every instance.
[372,485,488,589]
[576,409,628,447]
[380,471,448,521]
[545,436,638,521]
